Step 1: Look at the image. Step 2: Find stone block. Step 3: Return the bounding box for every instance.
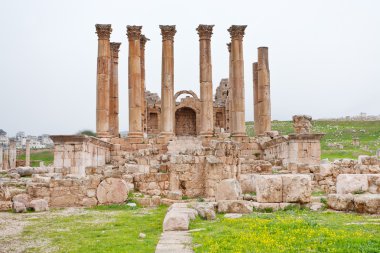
[217,200,254,214]
[252,202,280,211]
[238,174,257,194]
[336,174,368,194]
[0,201,12,211]
[96,178,129,204]
[353,194,380,214]
[327,194,354,211]
[163,212,189,231]
[215,179,242,201]
[256,175,282,203]
[282,174,311,203]
[30,199,49,212]
[13,201,27,213]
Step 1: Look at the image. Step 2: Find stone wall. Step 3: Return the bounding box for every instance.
[50,135,112,176]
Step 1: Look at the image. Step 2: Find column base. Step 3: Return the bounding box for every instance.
[231,132,249,142]
[126,132,144,144]
[199,131,213,137]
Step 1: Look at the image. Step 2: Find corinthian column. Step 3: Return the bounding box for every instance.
[140,35,149,134]
[95,24,112,138]
[227,42,233,133]
[228,25,247,138]
[197,24,214,137]
[110,42,121,137]
[257,47,271,134]
[127,25,143,138]
[159,25,176,137]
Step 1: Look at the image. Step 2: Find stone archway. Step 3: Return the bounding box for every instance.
[175,107,197,136]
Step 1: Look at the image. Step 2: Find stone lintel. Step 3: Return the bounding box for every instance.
[95,24,112,40]
[126,25,142,40]
[227,25,247,40]
[50,135,113,148]
[288,133,325,141]
[159,25,176,41]
[196,24,214,39]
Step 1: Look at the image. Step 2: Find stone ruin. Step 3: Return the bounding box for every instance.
[1,24,380,217]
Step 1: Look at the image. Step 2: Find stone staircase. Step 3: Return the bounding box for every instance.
[167,136,203,155]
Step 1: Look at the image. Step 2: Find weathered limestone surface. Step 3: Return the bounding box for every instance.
[293,115,312,134]
[96,178,129,204]
[159,25,176,137]
[95,24,112,138]
[30,199,49,212]
[327,194,354,211]
[197,24,214,137]
[354,194,380,214]
[336,174,368,194]
[215,179,242,201]
[256,175,282,203]
[217,200,254,213]
[238,174,257,193]
[127,25,143,138]
[282,174,311,203]
[163,203,197,231]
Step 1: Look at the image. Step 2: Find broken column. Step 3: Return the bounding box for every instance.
[255,47,271,135]
[159,25,176,137]
[9,139,16,169]
[25,139,30,167]
[95,24,112,138]
[127,25,143,139]
[109,42,121,137]
[228,25,247,138]
[140,35,149,134]
[197,24,214,137]
[2,148,8,170]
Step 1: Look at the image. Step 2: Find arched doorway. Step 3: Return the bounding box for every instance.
[175,107,196,136]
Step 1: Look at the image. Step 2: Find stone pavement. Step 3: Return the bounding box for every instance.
[155,231,193,253]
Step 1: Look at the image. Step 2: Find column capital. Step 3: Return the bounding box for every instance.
[196,24,214,40]
[140,34,150,49]
[227,43,231,52]
[159,25,176,41]
[126,25,142,41]
[95,24,112,40]
[110,42,121,57]
[227,25,247,40]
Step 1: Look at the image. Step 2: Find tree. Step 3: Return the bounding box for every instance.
[77,130,96,137]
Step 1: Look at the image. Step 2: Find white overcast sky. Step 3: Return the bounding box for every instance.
[0,0,379,136]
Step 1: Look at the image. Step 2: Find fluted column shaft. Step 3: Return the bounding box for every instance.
[228,25,247,137]
[159,25,176,136]
[127,26,143,138]
[197,25,214,137]
[257,47,271,134]
[110,42,121,137]
[140,35,149,133]
[25,139,30,167]
[95,24,112,138]
[3,148,9,170]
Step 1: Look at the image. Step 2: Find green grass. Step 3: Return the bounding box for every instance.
[21,205,167,253]
[18,150,54,167]
[246,120,380,160]
[190,209,380,253]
